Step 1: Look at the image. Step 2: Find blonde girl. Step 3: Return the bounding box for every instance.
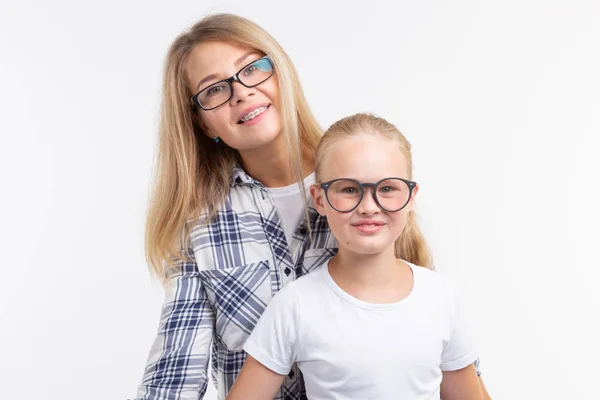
[227,113,484,400]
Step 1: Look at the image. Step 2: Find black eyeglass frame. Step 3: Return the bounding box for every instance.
[190,55,275,111]
[319,177,418,213]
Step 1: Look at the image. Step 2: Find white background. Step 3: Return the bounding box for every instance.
[1,0,599,399]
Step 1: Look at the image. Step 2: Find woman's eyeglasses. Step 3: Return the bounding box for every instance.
[190,55,275,111]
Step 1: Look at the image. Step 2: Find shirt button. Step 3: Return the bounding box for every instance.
[299,227,307,235]
[284,267,291,276]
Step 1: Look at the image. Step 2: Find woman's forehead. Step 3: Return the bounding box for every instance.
[186,41,258,89]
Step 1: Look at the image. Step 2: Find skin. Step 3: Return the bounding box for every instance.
[227,134,488,400]
[185,41,313,188]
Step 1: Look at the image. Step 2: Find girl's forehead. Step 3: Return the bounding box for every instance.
[327,134,401,159]
[321,135,409,180]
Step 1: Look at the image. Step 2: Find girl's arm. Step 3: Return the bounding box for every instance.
[479,377,492,400]
[440,364,484,400]
[227,284,300,399]
[226,355,286,400]
[439,277,491,399]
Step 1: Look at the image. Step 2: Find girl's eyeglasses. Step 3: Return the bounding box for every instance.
[319,177,417,213]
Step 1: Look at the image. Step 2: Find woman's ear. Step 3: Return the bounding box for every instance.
[192,110,212,138]
[310,185,327,216]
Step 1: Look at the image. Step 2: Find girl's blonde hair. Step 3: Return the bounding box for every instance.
[314,113,433,268]
[145,14,322,278]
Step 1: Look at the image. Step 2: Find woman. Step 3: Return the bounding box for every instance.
[136,13,491,400]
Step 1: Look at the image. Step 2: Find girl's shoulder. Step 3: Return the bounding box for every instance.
[285,262,329,293]
[408,262,457,300]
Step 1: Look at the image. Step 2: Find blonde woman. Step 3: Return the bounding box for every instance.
[136,14,491,400]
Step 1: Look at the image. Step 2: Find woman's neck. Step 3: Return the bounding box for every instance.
[239,136,314,188]
[328,246,413,304]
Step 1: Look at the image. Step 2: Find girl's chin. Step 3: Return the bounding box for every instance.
[339,241,394,256]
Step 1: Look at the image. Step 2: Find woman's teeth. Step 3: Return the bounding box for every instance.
[240,106,268,123]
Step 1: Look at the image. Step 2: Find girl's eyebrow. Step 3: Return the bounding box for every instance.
[196,51,259,90]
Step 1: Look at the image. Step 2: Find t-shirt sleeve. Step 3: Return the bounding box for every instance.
[243,285,300,375]
[440,279,479,371]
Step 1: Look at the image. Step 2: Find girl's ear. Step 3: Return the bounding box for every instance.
[406,184,419,213]
[310,184,327,216]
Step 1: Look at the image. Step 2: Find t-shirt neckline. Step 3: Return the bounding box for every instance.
[321,258,418,311]
[265,172,316,198]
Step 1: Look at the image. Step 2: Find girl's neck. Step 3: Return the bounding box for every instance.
[239,135,314,188]
[328,246,414,304]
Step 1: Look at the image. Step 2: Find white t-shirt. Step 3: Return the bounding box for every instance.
[243,260,478,400]
[266,173,315,246]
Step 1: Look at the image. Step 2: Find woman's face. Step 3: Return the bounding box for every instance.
[186,41,282,153]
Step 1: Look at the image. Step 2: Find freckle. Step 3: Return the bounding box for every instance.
[346,241,350,245]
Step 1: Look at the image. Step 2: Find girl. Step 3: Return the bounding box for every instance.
[226,113,483,400]
[136,13,491,400]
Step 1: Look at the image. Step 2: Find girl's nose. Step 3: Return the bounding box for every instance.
[357,187,380,215]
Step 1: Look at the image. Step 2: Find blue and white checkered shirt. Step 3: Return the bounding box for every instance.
[136,166,338,400]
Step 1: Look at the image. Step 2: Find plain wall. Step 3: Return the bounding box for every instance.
[1,0,599,399]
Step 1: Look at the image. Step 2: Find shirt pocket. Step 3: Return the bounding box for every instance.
[301,248,338,274]
[199,260,273,350]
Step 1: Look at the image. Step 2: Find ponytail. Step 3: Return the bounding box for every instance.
[395,211,432,269]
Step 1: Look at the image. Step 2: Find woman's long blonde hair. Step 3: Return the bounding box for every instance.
[145,14,322,278]
[314,113,433,268]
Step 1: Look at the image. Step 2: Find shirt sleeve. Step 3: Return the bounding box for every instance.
[440,279,479,372]
[135,248,214,400]
[242,284,300,375]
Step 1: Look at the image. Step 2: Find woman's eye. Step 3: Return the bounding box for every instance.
[206,85,224,96]
[244,65,257,75]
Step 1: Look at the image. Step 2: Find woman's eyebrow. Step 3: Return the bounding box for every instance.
[196,73,219,90]
[196,51,259,90]
[235,51,258,67]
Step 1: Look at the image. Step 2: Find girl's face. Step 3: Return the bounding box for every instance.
[311,134,418,257]
[186,41,282,152]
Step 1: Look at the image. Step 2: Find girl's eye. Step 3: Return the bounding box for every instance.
[342,187,357,194]
[380,186,394,193]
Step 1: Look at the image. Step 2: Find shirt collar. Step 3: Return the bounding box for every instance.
[230,164,264,188]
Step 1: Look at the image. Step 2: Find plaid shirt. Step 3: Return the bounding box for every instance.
[136,166,338,400]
